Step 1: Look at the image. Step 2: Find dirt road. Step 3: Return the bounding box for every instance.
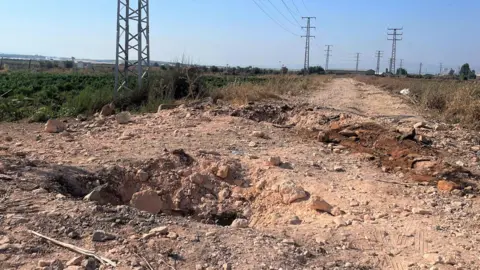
[0,78,479,270]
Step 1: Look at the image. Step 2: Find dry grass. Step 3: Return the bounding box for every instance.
[212,75,333,105]
[356,76,480,129]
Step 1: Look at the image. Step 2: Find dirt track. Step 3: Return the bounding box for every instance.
[1,78,480,270]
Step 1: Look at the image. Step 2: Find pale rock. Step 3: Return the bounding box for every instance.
[278,181,307,204]
[83,184,120,205]
[130,190,167,214]
[66,256,83,266]
[45,119,66,133]
[267,156,281,166]
[32,188,48,195]
[218,188,230,201]
[116,111,131,124]
[412,208,432,215]
[136,169,149,182]
[255,179,267,190]
[414,122,426,129]
[149,226,168,235]
[251,131,266,138]
[455,161,464,167]
[331,207,343,216]
[230,218,249,228]
[333,217,347,226]
[216,165,229,179]
[248,141,257,147]
[38,260,53,267]
[167,232,178,239]
[309,195,333,212]
[423,253,442,265]
[334,165,345,172]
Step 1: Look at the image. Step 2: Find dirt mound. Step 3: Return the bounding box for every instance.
[229,104,293,124]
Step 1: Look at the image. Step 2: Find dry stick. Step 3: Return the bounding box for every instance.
[28,230,116,267]
[134,252,154,270]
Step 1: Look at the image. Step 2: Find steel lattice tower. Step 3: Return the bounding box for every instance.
[114,0,150,97]
[387,27,402,74]
[302,17,315,75]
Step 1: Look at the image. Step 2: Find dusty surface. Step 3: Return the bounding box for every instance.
[1,78,480,270]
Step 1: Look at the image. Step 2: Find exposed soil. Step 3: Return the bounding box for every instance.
[1,78,480,270]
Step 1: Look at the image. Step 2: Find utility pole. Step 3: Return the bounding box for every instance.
[388,27,403,73]
[325,45,332,71]
[375,50,383,74]
[439,63,443,75]
[114,0,150,97]
[355,53,360,73]
[419,62,423,75]
[400,59,404,69]
[301,17,316,75]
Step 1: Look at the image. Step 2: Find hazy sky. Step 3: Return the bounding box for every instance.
[0,0,478,72]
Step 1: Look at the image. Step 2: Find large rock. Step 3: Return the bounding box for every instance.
[115,112,131,124]
[437,180,459,192]
[309,196,333,213]
[278,181,307,204]
[230,218,249,228]
[100,103,115,116]
[130,190,167,214]
[45,119,66,133]
[216,165,229,179]
[92,230,115,242]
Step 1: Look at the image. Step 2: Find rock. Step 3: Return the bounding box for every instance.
[195,264,203,270]
[149,226,168,235]
[230,218,249,228]
[414,122,426,129]
[218,188,230,201]
[333,165,345,172]
[317,131,329,143]
[67,256,83,266]
[157,104,178,112]
[423,253,441,265]
[455,161,464,167]
[278,181,307,204]
[38,260,53,267]
[309,196,333,213]
[167,232,178,239]
[4,136,13,142]
[333,217,347,226]
[414,160,437,171]
[330,207,343,216]
[289,216,302,225]
[251,131,266,138]
[116,111,131,124]
[32,188,48,195]
[66,228,80,239]
[84,184,121,205]
[45,119,66,133]
[412,208,432,215]
[267,156,281,166]
[136,169,149,182]
[100,103,115,116]
[437,180,459,192]
[130,190,166,214]
[216,165,229,179]
[223,263,232,270]
[82,258,99,270]
[248,141,257,147]
[76,114,87,121]
[92,230,116,242]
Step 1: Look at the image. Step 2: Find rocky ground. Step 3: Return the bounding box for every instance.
[1,78,480,270]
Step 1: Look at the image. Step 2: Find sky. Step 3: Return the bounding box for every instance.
[0,0,479,73]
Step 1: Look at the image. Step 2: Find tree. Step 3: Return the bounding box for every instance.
[365,69,375,75]
[210,65,219,73]
[448,69,455,76]
[308,66,325,74]
[281,66,288,74]
[460,63,472,80]
[252,67,262,75]
[153,62,160,67]
[470,70,477,79]
[396,68,407,76]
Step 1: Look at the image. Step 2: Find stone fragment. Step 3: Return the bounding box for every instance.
[216,165,229,179]
[130,190,166,214]
[267,156,281,166]
[309,195,333,213]
[437,180,459,192]
[45,119,66,133]
[278,181,307,204]
[230,218,249,228]
[116,112,131,124]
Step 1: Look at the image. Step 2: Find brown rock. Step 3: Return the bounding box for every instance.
[317,131,329,143]
[279,181,307,204]
[309,196,333,213]
[45,119,66,133]
[130,190,166,214]
[100,103,115,116]
[116,111,131,124]
[66,256,83,266]
[267,156,281,166]
[216,165,229,179]
[136,169,149,182]
[437,180,459,192]
[251,131,266,138]
[413,160,437,171]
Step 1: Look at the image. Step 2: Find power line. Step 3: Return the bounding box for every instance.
[302,16,316,75]
[375,50,383,74]
[325,45,333,71]
[388,27,403,73]
[280,0,302,26]
[266,0,299,27]
[301,0,308,11]
[290,0,301,15]
[252,0,300,36]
